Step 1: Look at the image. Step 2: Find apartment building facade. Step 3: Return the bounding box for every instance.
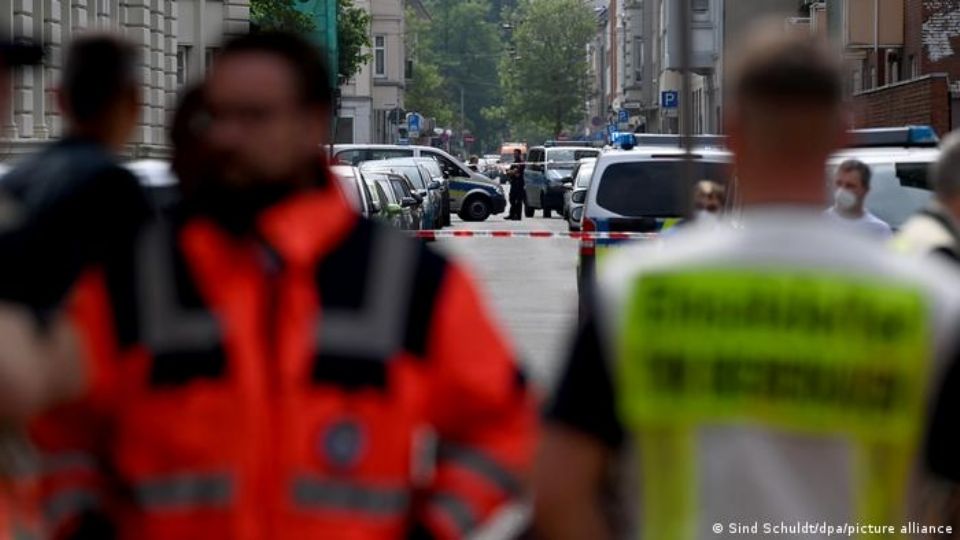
[336,0,425,143]
[0,0,248,158]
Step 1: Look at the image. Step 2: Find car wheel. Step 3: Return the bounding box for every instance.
[460,196,491,222]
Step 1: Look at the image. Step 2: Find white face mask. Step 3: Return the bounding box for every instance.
[834,188,858,211]
[696,209,720,224]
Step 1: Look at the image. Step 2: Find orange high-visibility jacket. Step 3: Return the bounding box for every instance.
[31,180,537,540]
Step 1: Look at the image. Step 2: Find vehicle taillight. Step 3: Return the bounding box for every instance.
[581,217,597,256]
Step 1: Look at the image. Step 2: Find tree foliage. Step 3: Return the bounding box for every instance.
[337,0,372,84]
[501,0,594,138]
[406,60,456,128]
[407,0,505,151]
[250,0,370,86]
[250,0,315,34]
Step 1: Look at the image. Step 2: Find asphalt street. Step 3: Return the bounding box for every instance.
[432,202,579,392]
[431,191,578,539]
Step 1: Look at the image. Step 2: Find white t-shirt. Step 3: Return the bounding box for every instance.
[824,206,893,239]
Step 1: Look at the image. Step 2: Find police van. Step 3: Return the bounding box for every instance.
[330,144,506,221]
[523,143,601,218]
[577,142,732,315]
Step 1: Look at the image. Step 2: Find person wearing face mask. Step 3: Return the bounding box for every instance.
[693,180,726,225]
[825,159,892,239]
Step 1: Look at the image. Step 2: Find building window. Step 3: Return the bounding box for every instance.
[887,58,899,85]
[205,47,219,74]
[852,69,862,93]
[692,0,708,11]
[406,58,413,79]
[177,46,190,85]
[909,55,918,78]
[634,38,643,82]
[374,35,386,77]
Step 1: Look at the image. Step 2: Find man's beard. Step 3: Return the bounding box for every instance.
[186,173,300,236]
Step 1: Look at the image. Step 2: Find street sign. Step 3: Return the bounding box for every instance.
[464,135,475,144]
[607,123,617,136]
[661,90,679,109]
[407,113,422,138]
[618,109,629,123]
[398,138,410,145]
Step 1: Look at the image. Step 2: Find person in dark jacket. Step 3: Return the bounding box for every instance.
[0,35,149,318]
[507,148,525,220]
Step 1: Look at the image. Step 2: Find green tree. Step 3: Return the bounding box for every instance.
[406,61,456,128]
[409,0,505,151]
[337,0,372,83]
[250,0,315,33]
[501,0,594,138]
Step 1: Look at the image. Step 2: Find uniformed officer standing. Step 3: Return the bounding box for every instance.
[506,149,525,220]
[895,131,960,263]
[535,25,960,540]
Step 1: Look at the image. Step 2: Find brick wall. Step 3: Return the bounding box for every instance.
[852,74,951,134]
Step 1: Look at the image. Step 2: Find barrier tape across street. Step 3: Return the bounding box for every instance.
[412,230,658,240]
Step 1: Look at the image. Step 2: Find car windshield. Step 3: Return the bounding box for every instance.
[575,163,596,188]
[332,172,363,211]
[500,153,516,163]
[389,166,426,188]
[595,159,730,217]
[416,160,443,178]
[547,149,600,173]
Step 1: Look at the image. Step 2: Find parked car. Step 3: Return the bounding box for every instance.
[524,145,600,218]
[563,157,597,231]
[330,144,506,221]
[410,157,452,226]
[361,159,443,229]
[363,171,423,230]
[331,165,379,218]
[362,171,419,230]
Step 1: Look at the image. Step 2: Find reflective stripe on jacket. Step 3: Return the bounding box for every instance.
[30,178,537,540]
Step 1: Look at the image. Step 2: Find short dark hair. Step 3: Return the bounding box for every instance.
[730,26,841,108]
[838,159,872,190]
[218,31,332,107]
[61,35,138,124]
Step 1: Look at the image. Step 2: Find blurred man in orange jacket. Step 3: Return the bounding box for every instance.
[26,32,537,540]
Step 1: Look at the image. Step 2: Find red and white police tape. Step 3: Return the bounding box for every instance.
[411,230,657,240]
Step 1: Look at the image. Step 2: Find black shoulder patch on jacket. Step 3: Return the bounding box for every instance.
[312,220,449,390]
[403,242,448,357]
[316,219,374,310]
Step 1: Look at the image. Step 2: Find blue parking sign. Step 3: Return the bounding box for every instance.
[407,113,422,132]
[661,91,679,109]
[618,109,629,123]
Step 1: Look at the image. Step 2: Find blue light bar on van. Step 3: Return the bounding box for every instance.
[847,126,940,148]
[611,132,637,149]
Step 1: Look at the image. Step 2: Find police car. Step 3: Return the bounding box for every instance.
[830,126,939,230]
[577,139,733,316]
[330,144,506,221]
